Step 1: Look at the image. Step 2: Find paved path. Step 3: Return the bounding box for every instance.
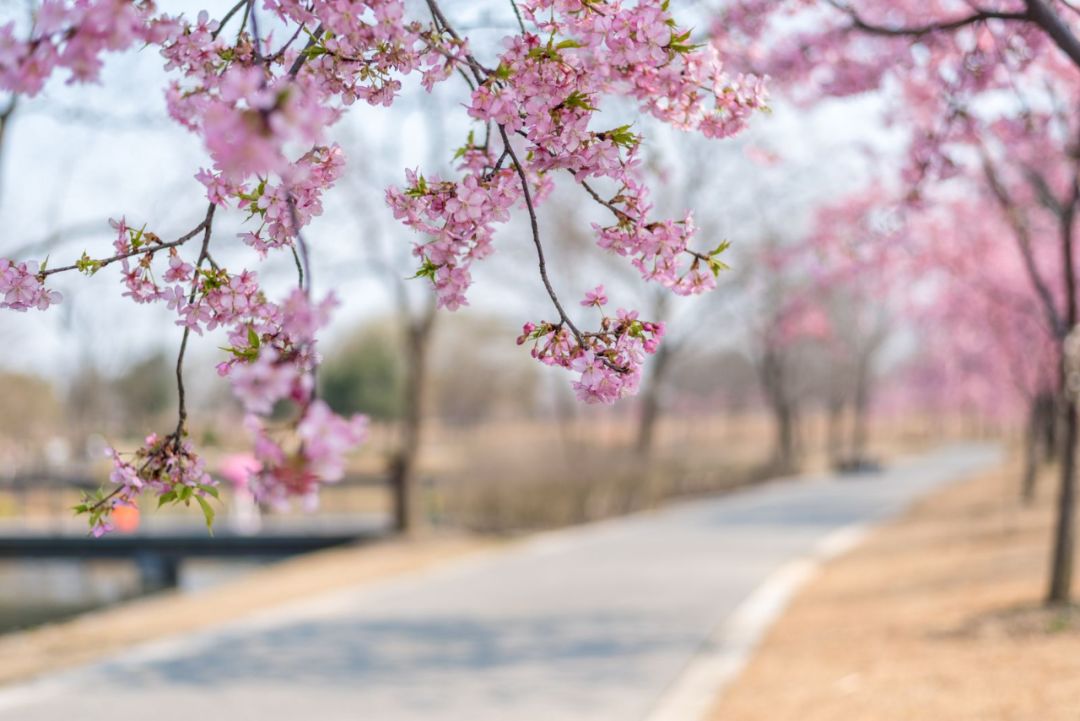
[1,444,1000,721]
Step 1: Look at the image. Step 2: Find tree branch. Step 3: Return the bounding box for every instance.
[173,203,217,446]
[981,153,1067,338]
[210,0,248,41]
[39,207,215,278]
[827,0,1026,37]
[498,124,582,341]
[1026,0,1080,71]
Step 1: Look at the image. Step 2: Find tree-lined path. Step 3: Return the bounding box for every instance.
[2,444,999,721]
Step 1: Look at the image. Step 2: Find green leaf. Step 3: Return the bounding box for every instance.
[708,239,732,257]
[196,495,216,535]
[453,130,476,160]
[667,29,701,54]
[409,258,439,281]
[603,124,640,148]
[76,252,104,276]
[707,258,731,277]
[405,174,429,198]
[130,224,147,250]
[561,90,597,112]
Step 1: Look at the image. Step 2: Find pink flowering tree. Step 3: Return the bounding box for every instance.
[718,0,1080,603]
[805,185,1056,472]
[798,192,899,467]
[0,1,765,535]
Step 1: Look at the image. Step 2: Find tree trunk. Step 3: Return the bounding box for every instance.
[1039,391,1059,463]
[1048,394,1078,604]
[826,398,844,467]
[1022,398,1040,505]
[390,303,436,535]
[635,341,672,459]
[1048,197,1078,605]
[759,351,796,472]
[776,403,795,471]
[850,350,875,462]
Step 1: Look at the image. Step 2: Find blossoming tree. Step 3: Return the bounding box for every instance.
[0,0,765,535]
[718,0,1080,603]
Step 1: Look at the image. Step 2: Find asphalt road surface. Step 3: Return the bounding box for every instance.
[2,443,1000,721]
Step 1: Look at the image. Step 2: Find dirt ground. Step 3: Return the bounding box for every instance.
[0,534,492,686]
[707,461,1080,721]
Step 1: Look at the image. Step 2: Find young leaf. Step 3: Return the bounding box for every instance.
[196,495,216,535]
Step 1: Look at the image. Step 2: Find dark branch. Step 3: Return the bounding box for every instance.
[981,153,1067,338]
[211,0,248,40]
[40,207,215,278]
[1026,0,1080,71]
[498,124,582,341]
[173,203,217,446]
[288,24,324,77]
[827,0,1027,37]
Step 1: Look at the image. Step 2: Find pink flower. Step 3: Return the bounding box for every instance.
[0,259,60,311]
[580,285,608,307]
[229,350,301,415]
[218,453,261,490]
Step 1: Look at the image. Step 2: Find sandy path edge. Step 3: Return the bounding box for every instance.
[705,460,1080,721]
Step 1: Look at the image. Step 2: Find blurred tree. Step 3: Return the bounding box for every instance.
[112,352,173,434]
[431,314,539,424]
[65,362,117,459]
[0,371,61,463]
[721,0,1080,609]
[321,322,405,422]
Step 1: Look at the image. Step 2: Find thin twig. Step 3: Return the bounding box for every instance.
[825,0,1026,37]
[288,24,324,77]
[509,0,527,34]
[285,194,312,296]
[580,178,631,222]
[173,204,217,446]
[424,0,489,84]
[40,207,214,278]
[211,0,248,40]
[498,124,581,340]
[247,0,263,63]
[290,243,305,290]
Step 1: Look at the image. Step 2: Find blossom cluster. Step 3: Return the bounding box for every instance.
[387,167,521,310]
[593,182,730,296]
[518,0,767,136]
[389,0,758,373]
[219,288,367,508]
[79,433,217,538]
[245,400,369,511]
[0,0,170,95]
[0,259,60,310]
[518,286,665,403]
[90,211,368,518]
